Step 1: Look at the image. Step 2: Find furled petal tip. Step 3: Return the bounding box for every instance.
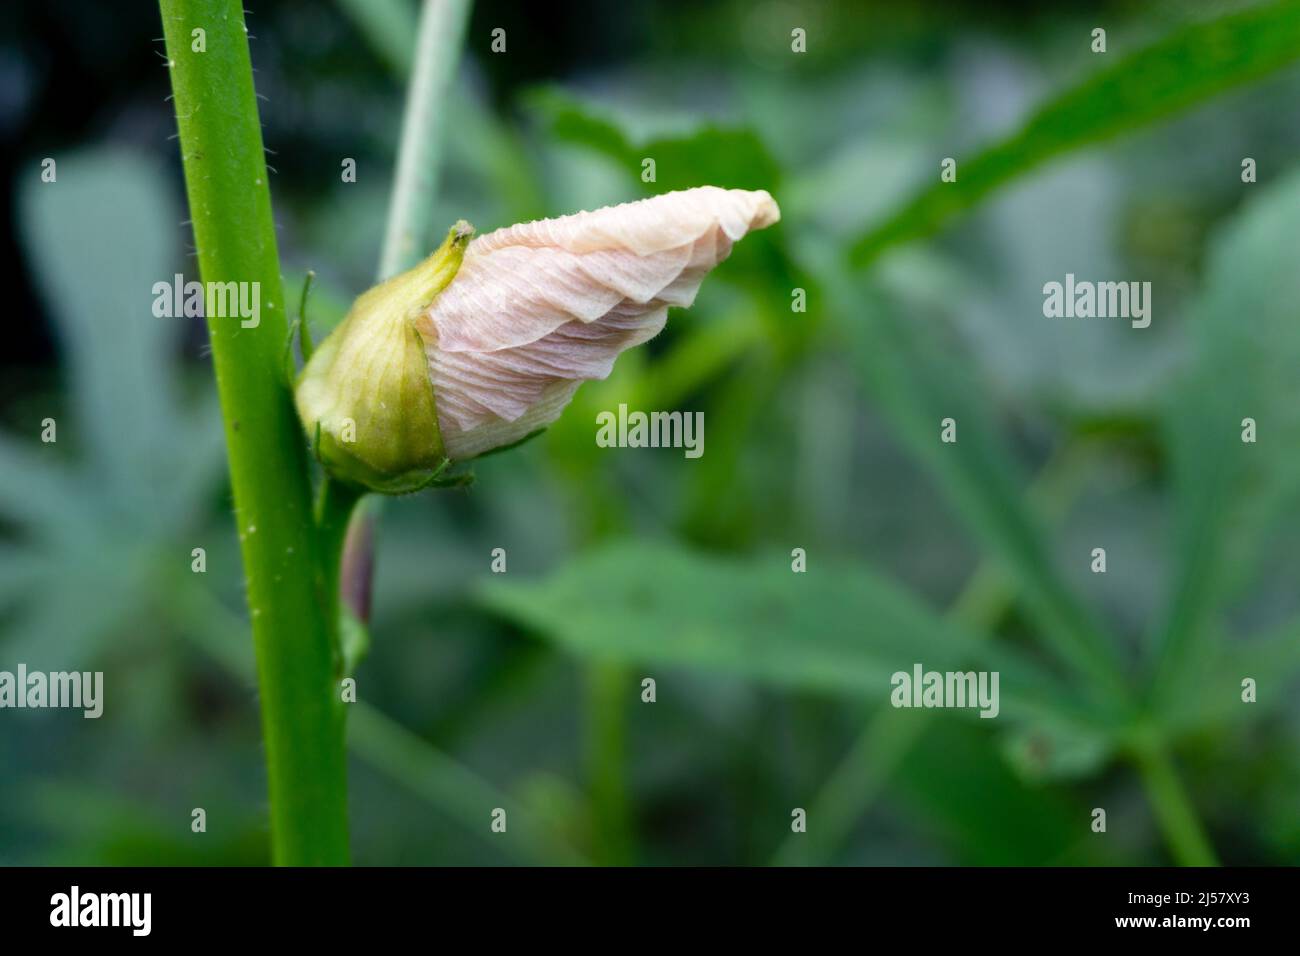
[415,186,780,460]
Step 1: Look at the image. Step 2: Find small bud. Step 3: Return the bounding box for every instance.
[296,188,780,492]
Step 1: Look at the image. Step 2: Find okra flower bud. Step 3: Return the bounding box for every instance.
[295,186,780,492]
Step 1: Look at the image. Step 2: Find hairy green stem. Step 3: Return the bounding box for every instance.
[160,0,349,864]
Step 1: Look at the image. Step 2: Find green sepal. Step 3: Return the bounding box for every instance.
[294,222,473,494]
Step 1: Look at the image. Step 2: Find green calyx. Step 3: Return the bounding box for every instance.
[295,221,473,494]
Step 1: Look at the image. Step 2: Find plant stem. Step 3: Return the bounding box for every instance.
[585,662,635,865]
[379,0,474,281]
[1134,744,1219,866]
[160,0,349,864]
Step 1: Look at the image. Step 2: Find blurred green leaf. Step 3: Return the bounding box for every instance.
[347,704,587,865]
[21,779,267,866]
[334,0,416,76]
[895,722,1103,865]
[527,87,783,196]
[481,540,1103,728]
[1158,619,1300,735]
[0,433,95,535]
[1153,167,1300,702]
[172,579,587,864]
[19,149,186,515]
[852,0,1300,266]
[1000,719,1114,784]
[829,264,1128,704]
[3,146,225,668]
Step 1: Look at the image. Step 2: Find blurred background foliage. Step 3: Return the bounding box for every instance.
[3,0,1300,865]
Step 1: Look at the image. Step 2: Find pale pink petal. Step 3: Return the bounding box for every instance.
[415,186,780,460]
